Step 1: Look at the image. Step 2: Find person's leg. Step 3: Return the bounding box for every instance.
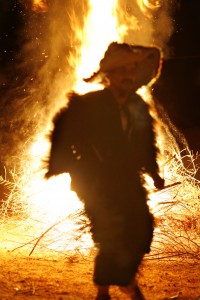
[132,284,145,300]
[119,278,145,300]
[96,285,110,300]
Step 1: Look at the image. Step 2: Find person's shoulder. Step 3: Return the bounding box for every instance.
[128,93,149,110]
[128,93,152,124]
[53,88,110,123]
[81,88,109,102]
[52,93,80,124]
[66,88,110,103]
[52,106,68,126]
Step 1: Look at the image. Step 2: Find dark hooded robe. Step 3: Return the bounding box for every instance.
[46,87,160,286]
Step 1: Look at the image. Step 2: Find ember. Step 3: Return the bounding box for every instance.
[32,0,48,13]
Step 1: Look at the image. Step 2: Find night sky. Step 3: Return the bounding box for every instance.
[153,0,200,131]
[0,0,200,146]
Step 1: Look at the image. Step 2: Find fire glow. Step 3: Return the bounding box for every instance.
[0,0,199,258]
[32,0,48,13]
[70,0,120,94]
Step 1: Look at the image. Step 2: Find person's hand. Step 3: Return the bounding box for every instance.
[153,174,165,190]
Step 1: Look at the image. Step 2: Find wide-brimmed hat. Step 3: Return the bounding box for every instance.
[84,42,162,86]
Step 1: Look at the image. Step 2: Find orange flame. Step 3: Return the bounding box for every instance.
[32,0,48,13]
[137,0,161,12]
[28,0,164,245]
[70,0,120,94]
[25,0,123,244]
[2,0,187,254]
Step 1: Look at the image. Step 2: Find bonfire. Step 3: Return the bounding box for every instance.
[0,0,199,263]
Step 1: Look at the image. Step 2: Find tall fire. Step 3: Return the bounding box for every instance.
[0,0,199,261]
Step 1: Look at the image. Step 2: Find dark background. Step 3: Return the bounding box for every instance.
[0,0,200,149]
[153,0,200,151]
[153,0,200,130]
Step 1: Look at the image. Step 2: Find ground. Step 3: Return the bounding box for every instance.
[0,248,199,300]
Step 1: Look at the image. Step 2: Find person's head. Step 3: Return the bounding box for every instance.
[105,62,139,98]
[84,42,162,96]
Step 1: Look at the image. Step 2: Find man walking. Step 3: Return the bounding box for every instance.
[46,42,164,299]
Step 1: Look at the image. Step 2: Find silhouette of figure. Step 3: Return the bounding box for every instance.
[46,42,164,300]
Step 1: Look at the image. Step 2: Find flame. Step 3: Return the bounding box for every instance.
[2,1,199,258]
[28,135,84,225]
[31,0,126,236]
[25,0,123,248]
[24,0,135,252]
[32,0,48,13]
[13,1,170,249]
[137,0,161,11]
[72,0,120,94]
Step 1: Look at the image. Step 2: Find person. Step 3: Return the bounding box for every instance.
[45,42,164,300]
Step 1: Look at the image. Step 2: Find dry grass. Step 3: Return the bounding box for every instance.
[0,149,199,261]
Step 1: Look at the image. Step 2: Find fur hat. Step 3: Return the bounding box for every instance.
[84,42,162,86]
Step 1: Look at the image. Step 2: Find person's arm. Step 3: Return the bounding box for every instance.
[140,101,164,190]
[45,93,81,178]
[145,117,165,190]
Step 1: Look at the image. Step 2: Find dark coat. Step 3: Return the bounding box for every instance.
[46,88,159,186]
[46,88,159,286]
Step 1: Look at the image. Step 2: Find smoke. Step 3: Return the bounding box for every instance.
[1,0,89,172]
[116,0,176,56]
